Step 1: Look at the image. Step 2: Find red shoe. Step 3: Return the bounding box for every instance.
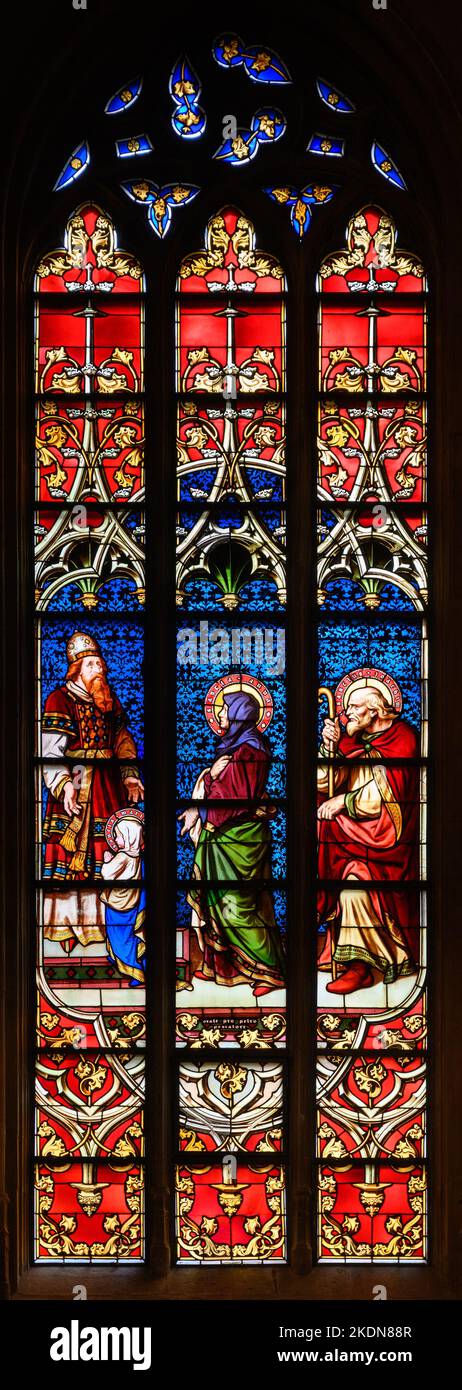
[254,984,279,998]
[326,962,374,994]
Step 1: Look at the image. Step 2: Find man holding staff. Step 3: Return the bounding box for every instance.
[317,666,420,995]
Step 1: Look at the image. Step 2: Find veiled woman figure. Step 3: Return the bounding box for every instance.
[179,690,285,998]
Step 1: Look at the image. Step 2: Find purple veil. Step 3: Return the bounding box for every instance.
[217,690,269,756]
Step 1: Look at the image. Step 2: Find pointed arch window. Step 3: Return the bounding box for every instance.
[31,197,430,1269]
[34,204,146,1262]
[174,207,288,1262]
[315,206,428,1262]
[14,17,438,1280]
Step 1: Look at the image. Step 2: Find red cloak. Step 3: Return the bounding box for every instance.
[317,719,420,971]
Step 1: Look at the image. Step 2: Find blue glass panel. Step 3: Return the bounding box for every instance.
[213,33,291,83]
[307,133,345,157]
[172,102,207,139]
[181,575,283,615]
[317,620,423,742]
[122,182,199,237]
[121,179,156,204]
[148,200,172,238]
[316,79,355,114]
[213,33,245,69]
[318,509,339,535]
[43,576,142,613]
[214,129,259,165]
[238,577,283,611]
[177,507,285,610]
[253,505,286,540]
[215,109,285,165]
[177,503,245,532]
[243,45,291,84]
[170,55,206,139]
[178,495,285,525]
[176,617,286,792]
[244,469,284,503]
[265,184,337,238]
[372,142,407,190]
[149,184,200,238]
[115,135,153,158]
[53,142,90,193]
[105,78,143,115]
[319,576,416,613]
[179,469,218,503]
[250,108,286,143]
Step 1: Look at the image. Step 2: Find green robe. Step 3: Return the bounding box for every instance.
[188,817,285,989]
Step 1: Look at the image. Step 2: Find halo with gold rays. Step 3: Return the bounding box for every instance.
[204,672,274,735]
[335,665,403,723]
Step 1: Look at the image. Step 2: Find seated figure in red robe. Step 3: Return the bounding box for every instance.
[317,671,420,995]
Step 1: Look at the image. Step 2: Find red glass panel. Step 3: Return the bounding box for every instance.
[35,1162,144,1261]
[318,206,426,296]
[34,205,146,1264]
[316,207,428,1266]
[177,299,284,395]
[36,1050,144,1162]
[317,912,423,1008]
[318,1163,426,1261]
[316,991,427,1052]
[177,400,286,502]
[36,399,145,504]
[319,303,426,392]
[36,984,146,1050]
[318,400,427,504]
[175,1163,286,1262]
[317,1052,426,1160]
[317,765,423,882]
[36,301,144,395]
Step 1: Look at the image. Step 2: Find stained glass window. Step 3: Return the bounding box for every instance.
[175,208,287,1263]
[34,204,146,1261]
[26,34,434,1274]
[315,205,428,1261]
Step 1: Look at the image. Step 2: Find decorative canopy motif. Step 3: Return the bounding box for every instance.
[176,207,287,610]
[35,203,144,293]
[318,205,425,292]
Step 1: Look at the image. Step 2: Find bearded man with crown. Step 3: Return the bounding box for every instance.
[42,630,144,952]
[317,667,420,994]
